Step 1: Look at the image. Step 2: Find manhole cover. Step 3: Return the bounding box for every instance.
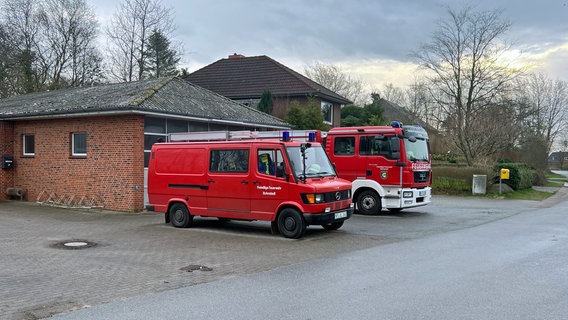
[50,240,98,250]
[180,265,213,272]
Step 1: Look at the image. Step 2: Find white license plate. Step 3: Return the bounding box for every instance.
[419,191,427,196]
[334,211,347,219]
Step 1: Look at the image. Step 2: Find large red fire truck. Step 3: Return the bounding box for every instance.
[146,131,354,239]
[323,122,432,214]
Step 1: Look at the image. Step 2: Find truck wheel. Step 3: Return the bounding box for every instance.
[322,221,344,231]
[169,203,193,228]
[277,208,306,239]
[357,190,381,215]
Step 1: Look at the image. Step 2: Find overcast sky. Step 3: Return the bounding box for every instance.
[93,0,568,91]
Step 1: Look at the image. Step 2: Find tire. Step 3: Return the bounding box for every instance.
[169,203,193,228]
[277,208,306,239]
[357,190,381,215]
[322,221,344,231]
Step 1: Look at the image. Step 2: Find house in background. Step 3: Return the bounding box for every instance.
[0,77,289,212]
[184,54,352,127]
[548,151,568,169]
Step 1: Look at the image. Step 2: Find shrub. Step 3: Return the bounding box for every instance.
[492,163,534,191]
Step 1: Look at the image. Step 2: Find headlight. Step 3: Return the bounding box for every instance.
[304,193,325,204]
[403,191,413,198]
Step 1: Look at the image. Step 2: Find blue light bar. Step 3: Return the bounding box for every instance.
[308,132,316,142]
[282,131,291,141]
[391,121,402,128]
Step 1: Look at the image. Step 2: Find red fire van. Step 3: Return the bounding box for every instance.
[146,132,353,239]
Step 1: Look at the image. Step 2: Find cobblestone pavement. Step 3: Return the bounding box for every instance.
[0,201,388,320]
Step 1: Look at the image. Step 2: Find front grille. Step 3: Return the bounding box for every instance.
[330,200,351,211]
[414,171,430,183]
[323,190,350,202]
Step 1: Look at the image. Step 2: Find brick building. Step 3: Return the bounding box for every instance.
[184,54,352,127]
[0,77,289,212]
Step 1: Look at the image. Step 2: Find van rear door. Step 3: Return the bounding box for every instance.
[206,147,251,217]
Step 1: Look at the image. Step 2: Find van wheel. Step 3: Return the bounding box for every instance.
[357,190,381,215]
[169,203,193,228]
[277,208,306,239]
[323,221,344,231]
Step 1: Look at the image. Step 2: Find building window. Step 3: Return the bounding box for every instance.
[321,101,333,124]
[23,134,35,156]
[72,132,87,156]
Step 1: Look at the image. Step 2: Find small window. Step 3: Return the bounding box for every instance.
[333,137,355,155]
[23,134,35,156]
[209,149,249,173]
[72,132,87,156]
[321,101,333,124]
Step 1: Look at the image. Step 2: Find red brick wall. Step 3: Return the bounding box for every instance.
[0,121,15,201]
[12,115,145,212]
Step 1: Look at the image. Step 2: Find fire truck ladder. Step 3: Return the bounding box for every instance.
[169,130,325,142]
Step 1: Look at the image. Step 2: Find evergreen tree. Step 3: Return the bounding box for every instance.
[258,89,273,114]
[145,29,180,78]
[285,98,329,130]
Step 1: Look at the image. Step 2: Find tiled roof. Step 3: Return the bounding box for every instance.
[0,77,290,128]
[184,55,352,104]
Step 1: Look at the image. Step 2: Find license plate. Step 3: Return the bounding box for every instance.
[334,211,347,219]
[419,191,427,196]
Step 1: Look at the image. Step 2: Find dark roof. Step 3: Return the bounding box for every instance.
[184,55,352,105]
[0,77,290,129]
[380,99,436,132]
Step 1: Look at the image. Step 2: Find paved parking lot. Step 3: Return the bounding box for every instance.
[3,186,567,320]
[0,201,387,319]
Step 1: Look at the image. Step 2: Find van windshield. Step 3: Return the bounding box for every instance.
[286,145,337,178]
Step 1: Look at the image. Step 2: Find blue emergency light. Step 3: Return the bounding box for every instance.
[308,132,316,142]
[391,121,402,128]
[282,131,291,141]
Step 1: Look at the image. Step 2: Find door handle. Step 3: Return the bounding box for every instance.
[253,181,261,185]
[207,179,215,183]
[241,180,249,185]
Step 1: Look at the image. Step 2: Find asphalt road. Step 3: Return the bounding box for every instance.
[53,190,568,320]
[1,179,567,319]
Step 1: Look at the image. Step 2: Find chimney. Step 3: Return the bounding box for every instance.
[229,53,245,59]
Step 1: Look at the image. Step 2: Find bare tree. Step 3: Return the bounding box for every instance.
[1,0,101,93]
[380,83,405,106]
[1,0,44,93]
[106,0,175,82]
[514,73,568,154]
[40,0,101,88]
[304,61,367,106]
[412,5,523,165]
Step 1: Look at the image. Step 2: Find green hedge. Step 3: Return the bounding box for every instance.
[432,166,493,194]
[492,163,534,191]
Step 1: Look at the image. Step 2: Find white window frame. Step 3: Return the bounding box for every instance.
[23,134,35,156]
[72,132,87,156]
[321,101,333,125]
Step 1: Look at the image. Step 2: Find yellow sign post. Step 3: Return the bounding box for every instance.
[499,168,510,194]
